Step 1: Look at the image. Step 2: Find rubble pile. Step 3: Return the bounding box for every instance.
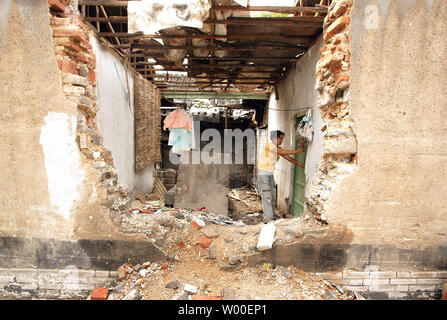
[91,257,354,300]
[85,195,341,300]
[83,178,340,301]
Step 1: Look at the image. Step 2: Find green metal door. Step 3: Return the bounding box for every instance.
[292,117,308,217]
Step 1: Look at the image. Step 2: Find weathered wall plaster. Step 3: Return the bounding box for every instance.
[39,112,85,220]
[0,0,81,239]
[327,0,447,248]
[0,0,160,246]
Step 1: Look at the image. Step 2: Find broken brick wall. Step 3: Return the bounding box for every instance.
[305,1,356,224]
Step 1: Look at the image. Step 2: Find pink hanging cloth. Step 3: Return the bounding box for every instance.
[163,109,192,131]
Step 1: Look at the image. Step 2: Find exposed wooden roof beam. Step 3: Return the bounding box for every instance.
[211,5,327,14]
[131,62,288,70]
[204,17,324,25]
[187,56,301,61]
[80,2,327,13]
[152,82,276,87]
[99,32,313,42]
[79,1,133,6]
[84,16,128,23]
[99,4,121,47]
[151,76,277,81]
[84,16,325,25]
[131,44,305,50]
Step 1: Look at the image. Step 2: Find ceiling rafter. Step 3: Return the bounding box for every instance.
[78,0,327,93]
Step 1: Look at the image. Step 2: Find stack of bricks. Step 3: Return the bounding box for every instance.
[49,1,102,160]
[48,1,132,216]
[315,270,447,300]
[305,0,357,223]
[153,169,178,190]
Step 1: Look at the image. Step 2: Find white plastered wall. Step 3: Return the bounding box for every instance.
[91,34,154,193]
[266,36,324,213]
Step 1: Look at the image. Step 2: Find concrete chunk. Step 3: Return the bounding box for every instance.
[192,218,206,228]
[166,280,181,289]
[256,223,276,251]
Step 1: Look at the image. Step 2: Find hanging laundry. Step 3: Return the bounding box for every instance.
[190,116,198,150]
[168,128,192,153]
[296,109,314,142]
[163,109,192,131]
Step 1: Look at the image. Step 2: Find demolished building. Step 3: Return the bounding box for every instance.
[0,0,446,300]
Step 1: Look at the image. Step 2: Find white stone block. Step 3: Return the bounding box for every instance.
[256,223,276,251]
[192,218,205,227]
[183,283,198,294]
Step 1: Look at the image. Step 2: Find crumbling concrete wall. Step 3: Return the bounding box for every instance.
[0,0,165,299]
[266,36,324,213]
[0,0,102,240]
[325,0,447,248]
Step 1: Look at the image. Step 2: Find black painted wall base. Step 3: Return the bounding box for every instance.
[0,237,166,270]
[247,242,447,272]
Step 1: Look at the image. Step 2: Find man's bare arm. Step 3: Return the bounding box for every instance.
[276,147,306,156]
[281,154,304,168]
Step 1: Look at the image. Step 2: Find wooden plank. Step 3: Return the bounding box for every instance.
[131,55,299,62]
[154,81,276,85]
[98,31,143,38]
[161,91,270,99]
[131,44,303,50]
[84,16,128,23]
[153,178,167,201]
[204,18,324,26]
[211,5,327,13]
[187,69,283,74]
[192,63,287,67]
[85,16,324,25]
[98,33,313,42]
[209,2,216,83]
[99,5,121,46]
[187,56,300,61]
[79,0,134,6]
